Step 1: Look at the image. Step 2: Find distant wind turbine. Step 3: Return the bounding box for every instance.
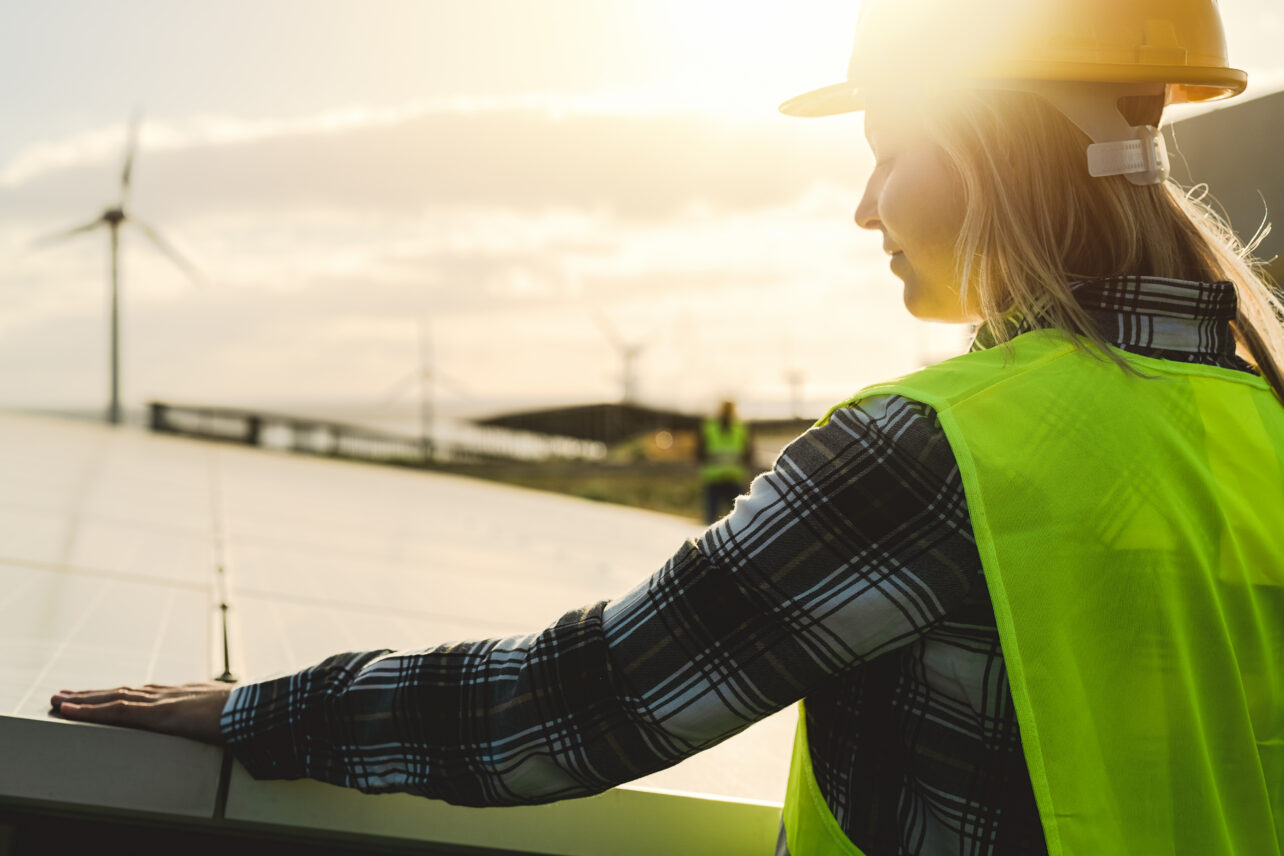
[34,112,204,425]
[591,308,656,405]
[380,318,469,462]
[784,368,806,420]
[780,335,806,419]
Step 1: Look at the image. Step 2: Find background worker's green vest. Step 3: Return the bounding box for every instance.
[701,419,749,484]
[784,330,1284,856]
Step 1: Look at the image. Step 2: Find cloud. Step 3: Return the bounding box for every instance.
[0,101,926,415]
[0,182,917,411]
[0,94,730,188]
[1,103,869,226]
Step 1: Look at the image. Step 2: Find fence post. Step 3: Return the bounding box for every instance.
[149,402,169,433]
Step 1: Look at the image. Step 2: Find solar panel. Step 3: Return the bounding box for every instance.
[0,411,790,853]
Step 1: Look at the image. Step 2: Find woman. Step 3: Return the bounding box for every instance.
[53,0,1284,853]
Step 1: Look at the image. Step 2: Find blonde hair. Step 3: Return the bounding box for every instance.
[923,89,1284,399]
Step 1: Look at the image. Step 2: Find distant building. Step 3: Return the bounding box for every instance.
[478,402,816,466]
[478,402,703,447]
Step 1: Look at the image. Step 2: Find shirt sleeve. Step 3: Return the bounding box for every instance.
[219,394,981,806]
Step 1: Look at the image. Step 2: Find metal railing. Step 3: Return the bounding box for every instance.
[148,401,606,465]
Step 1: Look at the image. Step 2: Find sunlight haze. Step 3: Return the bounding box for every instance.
[3,1,1281,423]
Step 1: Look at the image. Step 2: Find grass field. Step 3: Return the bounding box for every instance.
[432,460,707,521]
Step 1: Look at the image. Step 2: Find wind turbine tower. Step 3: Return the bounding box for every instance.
[784,368,806,420]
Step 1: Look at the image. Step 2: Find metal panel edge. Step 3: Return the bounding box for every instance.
[0,715,224,818]
[224,762,782,855]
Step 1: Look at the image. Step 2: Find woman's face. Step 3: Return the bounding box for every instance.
[855,100,976,322]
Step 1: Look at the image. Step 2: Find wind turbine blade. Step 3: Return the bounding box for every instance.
[131,218,205,286]
[641,317,666,346]
[120,112,142,206]
[30,216,105,247]
[590,307,625,350]
[430,369,471,398]
[380,368,420,407]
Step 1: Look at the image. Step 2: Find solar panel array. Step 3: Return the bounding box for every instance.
[0,411,791,852]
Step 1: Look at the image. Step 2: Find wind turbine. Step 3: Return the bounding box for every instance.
[380,318,469,462]
[783,368,806,420]
[34,113,203,425]
[779,335,806,419]
[591,308,655,405]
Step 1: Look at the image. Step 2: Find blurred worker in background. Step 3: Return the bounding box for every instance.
[52,0,1284,853]
[698,399,752,523]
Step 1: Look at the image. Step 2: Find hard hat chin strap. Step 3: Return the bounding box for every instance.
[991,81,1171,185]
[1084,125,1169,185]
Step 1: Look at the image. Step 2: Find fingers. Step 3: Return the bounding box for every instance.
[52,681,230,706]
[53,688,157,706]
[51,686,171,722]
[56,697,152,726]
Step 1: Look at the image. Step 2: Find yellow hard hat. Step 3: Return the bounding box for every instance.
[781,0,1247,117]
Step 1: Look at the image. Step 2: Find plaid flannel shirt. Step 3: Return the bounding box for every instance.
[222,276,1249,856]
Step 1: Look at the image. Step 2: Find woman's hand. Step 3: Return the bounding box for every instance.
[50,682,234,746]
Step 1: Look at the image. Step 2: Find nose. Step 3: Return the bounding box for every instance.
[853,174,881,232]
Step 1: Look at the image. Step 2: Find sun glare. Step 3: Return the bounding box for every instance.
[624,0,862,115]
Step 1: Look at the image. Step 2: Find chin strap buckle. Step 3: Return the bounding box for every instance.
[1086,124,1170,185]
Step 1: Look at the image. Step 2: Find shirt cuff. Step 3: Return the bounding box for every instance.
[219,650,392,783]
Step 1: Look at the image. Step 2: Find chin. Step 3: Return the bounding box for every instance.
[902,285,942,321]
[902,282,969,323]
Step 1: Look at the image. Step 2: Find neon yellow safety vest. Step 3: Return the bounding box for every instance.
[701,419,749,484]
[783,330,1284,856]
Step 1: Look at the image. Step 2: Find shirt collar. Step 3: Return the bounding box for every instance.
[970,276,1239,359]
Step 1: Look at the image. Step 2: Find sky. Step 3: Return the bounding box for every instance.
[3,1,1283,422]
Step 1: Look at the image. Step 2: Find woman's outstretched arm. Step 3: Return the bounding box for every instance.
[52,394,979,806]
